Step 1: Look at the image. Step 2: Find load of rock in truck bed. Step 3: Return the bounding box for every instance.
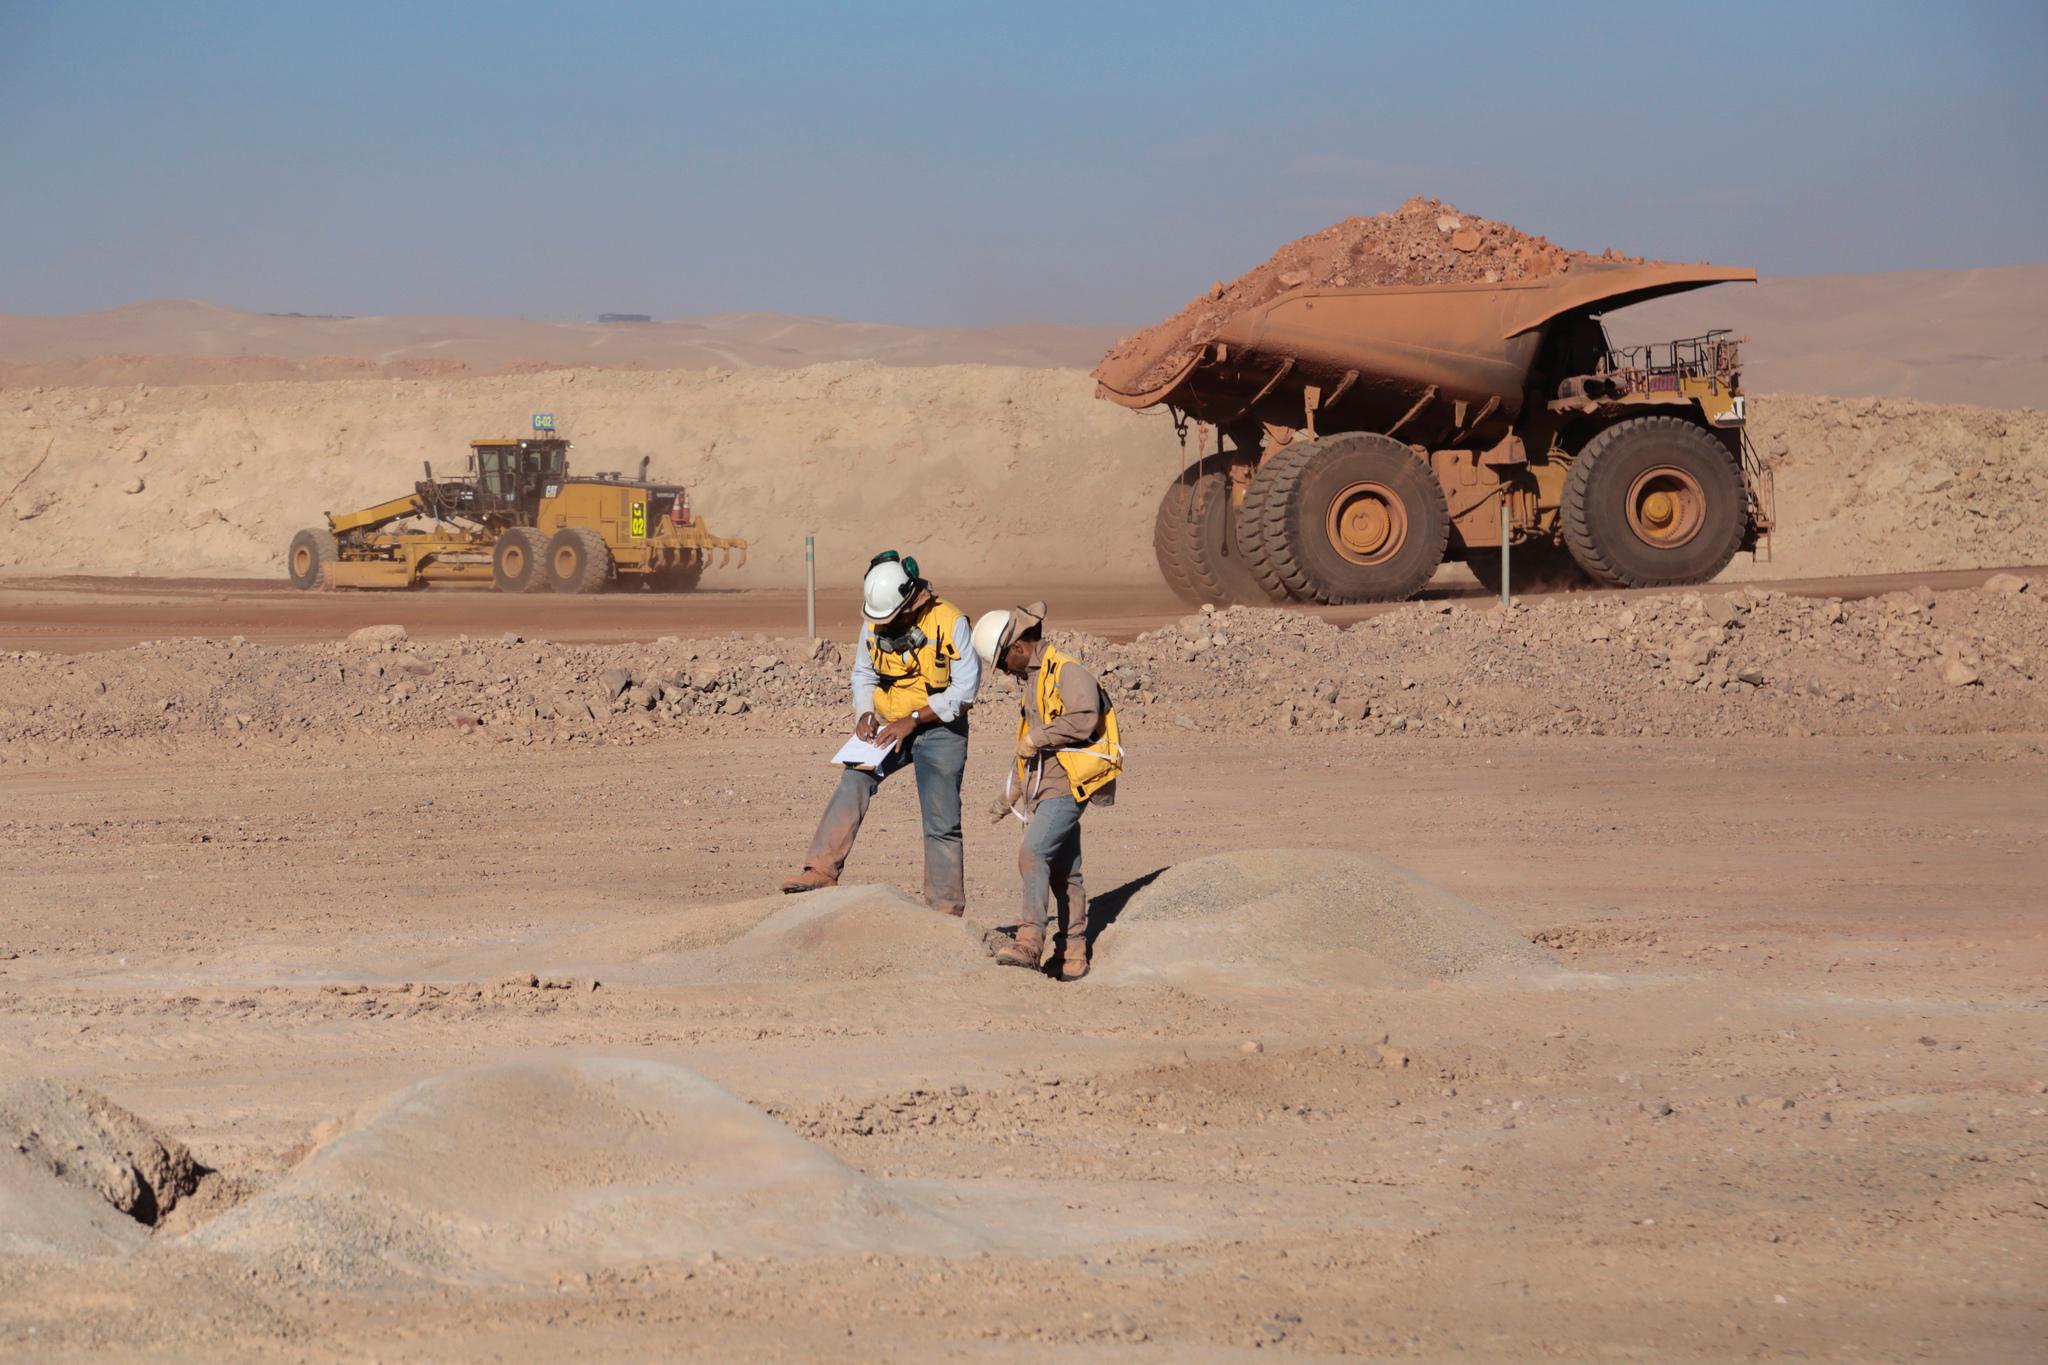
[1093,197,1649,396]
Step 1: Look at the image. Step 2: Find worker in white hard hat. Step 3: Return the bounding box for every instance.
[971,601,1122,980]
[780,551,982,916]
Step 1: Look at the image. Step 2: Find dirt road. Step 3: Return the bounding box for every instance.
[3,564,2038,654]
[0,726,2042,1360]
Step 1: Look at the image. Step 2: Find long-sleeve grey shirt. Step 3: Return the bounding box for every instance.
[850,612,982,723]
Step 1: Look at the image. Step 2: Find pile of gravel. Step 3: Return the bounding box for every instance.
[1091,848,1553,990]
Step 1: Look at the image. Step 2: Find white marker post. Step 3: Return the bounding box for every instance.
[805,534,817,640]
[1498,495,1511,608]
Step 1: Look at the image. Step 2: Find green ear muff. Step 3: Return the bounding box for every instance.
[902,555,919,581]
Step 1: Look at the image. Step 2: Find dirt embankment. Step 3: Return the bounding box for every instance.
[3,367,2045,588]
[1,578,2039,763]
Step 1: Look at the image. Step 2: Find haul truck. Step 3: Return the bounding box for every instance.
[1097,262,1772,603]
[285,420,747,593]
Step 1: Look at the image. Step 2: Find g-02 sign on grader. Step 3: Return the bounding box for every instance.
[285,416,747,592]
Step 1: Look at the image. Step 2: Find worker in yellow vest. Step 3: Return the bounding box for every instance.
[972,601,1122,980]
[781,551,981,916]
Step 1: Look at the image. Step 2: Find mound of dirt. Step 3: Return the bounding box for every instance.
[0,1149,151,1258]
[191,1058,983,1287]
[0,1075,204,1226]
[680,885,988,986]
[1091,849,1553,990]
[1094,197,1645,394]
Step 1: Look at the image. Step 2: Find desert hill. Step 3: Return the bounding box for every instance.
[2,264,2044,408]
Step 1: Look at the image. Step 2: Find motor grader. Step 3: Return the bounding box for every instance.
[285,424,747,593]
[1097,262,1774,603]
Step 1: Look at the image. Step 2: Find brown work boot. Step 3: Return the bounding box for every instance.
[779,868,837,895]
[931,902,966,919]
[1048,933,1090,982]
[992,923,1044,970]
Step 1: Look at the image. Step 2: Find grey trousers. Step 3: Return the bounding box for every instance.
[1018,795,1086,950]
[803,719,967,915]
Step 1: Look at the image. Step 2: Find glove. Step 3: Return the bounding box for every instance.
[1015,735,1041,761]
[988,793,1015,824]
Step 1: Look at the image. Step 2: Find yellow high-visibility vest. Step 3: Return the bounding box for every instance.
[1016,646,1123,805]
[868,599,966,723]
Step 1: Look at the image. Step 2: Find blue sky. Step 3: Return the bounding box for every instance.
[3,0,2043,324]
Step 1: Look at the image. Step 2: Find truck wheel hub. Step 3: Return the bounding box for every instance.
[1625,467,1705,549]
[1327,481,1407,565]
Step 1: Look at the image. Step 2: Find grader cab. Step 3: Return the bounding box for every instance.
[285,422,747,593]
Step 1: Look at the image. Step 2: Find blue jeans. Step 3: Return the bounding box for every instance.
[803,719,968,914]
[1018,795,1085,948]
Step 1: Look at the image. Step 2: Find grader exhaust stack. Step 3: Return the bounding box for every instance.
[285,421,748,593]
[1100,262,1769,604]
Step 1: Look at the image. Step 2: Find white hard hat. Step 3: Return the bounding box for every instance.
[862,557,915,622]
[971,610,1012,668]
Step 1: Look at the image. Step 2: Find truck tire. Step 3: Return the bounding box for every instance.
[1467,541,1590,596]
[491,527,549,593]
[287,527,338,591]
[545,528,612,594]
[1236,457,1301,602]
[1152,477,1202,606]
[1181,456,1275,606]
[1257,434,1449,603]
[1561,417,1747,588]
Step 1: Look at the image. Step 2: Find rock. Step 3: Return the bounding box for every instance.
[1737,668,1766,686]
[1701,595,1740,626]
[347,624,407,646]
[1450,227,1482,252]
[719,696,750,716]
[1983,572,2030,595]
[600,667,635,698]
[1436,214,1461,234]
[123,476,146,495]
[691,668,719,692]
[752,654,778,673]
[1336,694,1371,723]
[1375,1045,1410,1070]
[1239,1040,1263,1054]
[623,686,656,711]
[1941,658,1980,688]
[501,632,523,644]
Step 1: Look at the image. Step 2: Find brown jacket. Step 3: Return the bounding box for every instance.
[1018,641,1116,812]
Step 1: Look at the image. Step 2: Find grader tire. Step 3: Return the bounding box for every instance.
[545,528,612,594]
[491,527,550,593]
[1561,417,1747,588]
[286,527,338,591]
[1180,456,1274,606]
[1256,434,1449,603]
[1151,477,1202,606]
[650,558,706,592]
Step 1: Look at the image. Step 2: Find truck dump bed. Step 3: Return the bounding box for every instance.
[1096,262,1755,449]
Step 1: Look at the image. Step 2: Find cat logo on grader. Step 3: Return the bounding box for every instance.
[286,425,746,593]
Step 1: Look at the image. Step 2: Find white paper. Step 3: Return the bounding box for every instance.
[831,732,899,769]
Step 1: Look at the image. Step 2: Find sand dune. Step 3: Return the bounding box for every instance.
[2,265,2042,408]
[0,299,1123,386]
[1607,265,2048,409]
